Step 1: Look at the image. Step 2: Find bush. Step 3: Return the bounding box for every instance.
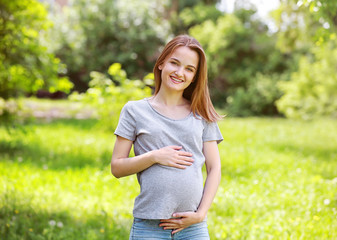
[51,0,171,91]
[69,63,152,131]
[226,73,284,117]
[0,0,73,99]
[170,3,222,35]
[189,8,290,112]
[276,42,337,119]
[0,98,36,128]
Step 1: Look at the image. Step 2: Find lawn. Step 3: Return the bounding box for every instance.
[0,116,336,239]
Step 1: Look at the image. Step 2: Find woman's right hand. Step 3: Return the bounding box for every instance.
[151,146,194,169]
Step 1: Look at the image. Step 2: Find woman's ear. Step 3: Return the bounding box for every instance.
[158,64,163,70]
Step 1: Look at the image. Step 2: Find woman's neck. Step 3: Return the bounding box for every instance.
[152,89,187,107]
[149,90,192,120]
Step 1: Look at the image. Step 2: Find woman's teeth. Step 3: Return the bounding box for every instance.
[171,76,183,83]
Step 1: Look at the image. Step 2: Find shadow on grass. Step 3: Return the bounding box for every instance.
[36,118,101,130]
[271,142,337,161]
[0,119,113,170]
[269,142,337,179]
[0,205,130,240]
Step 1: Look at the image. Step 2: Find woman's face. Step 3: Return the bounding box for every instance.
[158,46,199,93]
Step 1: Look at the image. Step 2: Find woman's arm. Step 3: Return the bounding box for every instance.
[111,136,153,178]
[159,140,221,234]
[195,140,222,218]
[111,136,195,178]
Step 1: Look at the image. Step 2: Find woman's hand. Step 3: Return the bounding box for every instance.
[151,146,194,169]
[159,212,204,234]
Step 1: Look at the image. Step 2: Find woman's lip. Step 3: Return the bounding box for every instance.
[170,75,184,83]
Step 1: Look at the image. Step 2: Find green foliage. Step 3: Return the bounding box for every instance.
[227,73,285,117]
[0,97,37,129]
[0,0,73,99]
[276,42,337,119]
[269,0,337,120]
[170,3,222,35]
[51,0,171,91]
[190,9,290,115]
[69,63,152,131]
[1,117,336,239]
[0,98,22,126]
[299,0,337,41]
[271,0,337,52]
[180,3,222,26]
[271,2,317,53]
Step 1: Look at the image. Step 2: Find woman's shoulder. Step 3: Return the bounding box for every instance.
[196,114,219,127]
[124,98,147,107]
[122,98,149,114]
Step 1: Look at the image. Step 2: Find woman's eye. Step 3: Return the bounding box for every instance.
[170,61,178,65]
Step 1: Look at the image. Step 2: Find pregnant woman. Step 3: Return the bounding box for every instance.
[111,35,223,239]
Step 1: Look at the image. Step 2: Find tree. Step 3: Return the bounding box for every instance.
[271,0,337,52]
[69,63,152,131]
[0,0,72,99]
[170,2,223,35]
[272,0,337,119]
[276,41,337,119]
[51,0,171,92]
[190,8,290,115]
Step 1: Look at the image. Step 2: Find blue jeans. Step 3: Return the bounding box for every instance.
[129,218,210,240]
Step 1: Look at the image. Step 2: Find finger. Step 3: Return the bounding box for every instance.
[160,219,180,224]
[170,145,183,150]
[179,157,194,163]
[160,224,178,229]
[176,160,193,166]
[160,219,171,222]
[172,212,188,218]
[159,222,180,229]
[172,228,184,234]
[178,151,193,157]
[171,163,187,169]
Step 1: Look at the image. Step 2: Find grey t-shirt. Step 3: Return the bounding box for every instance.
[114,98,223,219]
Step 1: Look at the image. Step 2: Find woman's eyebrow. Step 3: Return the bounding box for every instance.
[170,57,197,70]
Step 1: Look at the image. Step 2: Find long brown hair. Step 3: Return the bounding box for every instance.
[153,35,222,122]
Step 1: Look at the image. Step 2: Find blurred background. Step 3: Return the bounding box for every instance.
[1,0,336,239]
[1,0,337,121]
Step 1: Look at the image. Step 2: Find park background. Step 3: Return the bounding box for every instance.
[1,0,336,239]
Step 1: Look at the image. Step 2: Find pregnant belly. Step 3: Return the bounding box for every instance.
[139,164,204,209]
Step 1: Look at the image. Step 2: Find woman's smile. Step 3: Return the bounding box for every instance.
[170,74,184,84]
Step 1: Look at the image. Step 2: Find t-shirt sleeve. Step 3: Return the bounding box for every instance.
[202,121,223,144]
[114,102,137,141]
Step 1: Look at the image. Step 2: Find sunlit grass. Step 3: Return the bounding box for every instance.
[0,119,136,239]
[210,118,337,239]
[1,117,336,239]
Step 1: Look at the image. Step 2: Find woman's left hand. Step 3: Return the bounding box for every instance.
[159,212,204,234]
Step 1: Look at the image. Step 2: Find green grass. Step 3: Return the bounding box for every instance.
[0,117,336,239]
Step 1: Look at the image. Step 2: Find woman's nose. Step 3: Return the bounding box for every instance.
[175,67,183,77]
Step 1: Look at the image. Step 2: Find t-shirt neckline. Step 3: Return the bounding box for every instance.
[145,98,193,121]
